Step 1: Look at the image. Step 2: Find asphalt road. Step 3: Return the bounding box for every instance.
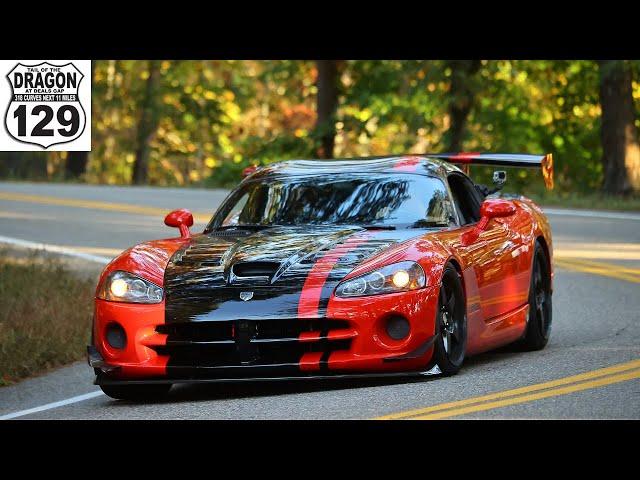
[0,181,639,420]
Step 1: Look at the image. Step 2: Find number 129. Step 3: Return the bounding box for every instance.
[14,104,80,137]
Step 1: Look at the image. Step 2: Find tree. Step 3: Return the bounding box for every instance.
[65,151,88,180]
[132,60,162,184]
[445,60,481,152]
[64,61,95,180]
[315,60,339,158]
[4,59,639,196]
[598,60,640,194]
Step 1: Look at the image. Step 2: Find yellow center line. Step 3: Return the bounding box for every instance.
[555,256,640,275]
[555,258,640,284]
[69,246,124,257]
[411,369,640,419]
[0,191,211,223]
[554,248,640,260]
[556,242,640,251]
[375,359,640,420]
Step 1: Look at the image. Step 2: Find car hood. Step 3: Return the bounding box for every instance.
[164,225,421,323]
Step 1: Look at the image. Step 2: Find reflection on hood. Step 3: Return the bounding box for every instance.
[164,225,421,323]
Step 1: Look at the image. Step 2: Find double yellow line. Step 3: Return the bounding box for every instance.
[377,359,640,419]
[3,190,638,287]
[555,257,640,284]
[0,191,211,223]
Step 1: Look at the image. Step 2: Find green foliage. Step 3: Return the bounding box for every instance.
[1,60,639,196]
[467,61,604,193]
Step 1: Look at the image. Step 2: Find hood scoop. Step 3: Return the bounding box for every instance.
[231,261,280,281]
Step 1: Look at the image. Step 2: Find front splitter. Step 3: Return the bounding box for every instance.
[95,365,442,386]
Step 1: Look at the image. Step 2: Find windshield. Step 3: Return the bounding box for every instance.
[206,173,454,231]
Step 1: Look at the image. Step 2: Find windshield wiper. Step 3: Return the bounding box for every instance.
[214,224,275,231]
[359,225,396,230]
[409,220,450,229]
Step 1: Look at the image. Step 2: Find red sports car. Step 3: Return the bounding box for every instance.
[88,153,554,400]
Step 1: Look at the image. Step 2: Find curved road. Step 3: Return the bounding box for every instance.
[0,181,638,419]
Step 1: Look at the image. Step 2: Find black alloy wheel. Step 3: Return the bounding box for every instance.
[432,264,467,376]
[517,242,552,351]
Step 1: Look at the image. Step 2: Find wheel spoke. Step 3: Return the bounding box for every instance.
[451,322,460,342]
[539,293,547,329]
[439,271,466,360]
[447,291,456,313]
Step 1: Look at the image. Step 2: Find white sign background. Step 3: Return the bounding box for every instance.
[0,59,91,151]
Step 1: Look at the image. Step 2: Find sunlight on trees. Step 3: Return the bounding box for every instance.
[1,60,639,195]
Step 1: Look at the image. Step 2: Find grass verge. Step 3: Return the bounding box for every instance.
[525,190,640,212]
[0,249,94,386]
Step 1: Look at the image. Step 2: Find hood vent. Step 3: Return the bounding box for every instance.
[232,261,280,279]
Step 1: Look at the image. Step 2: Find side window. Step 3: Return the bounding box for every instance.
[448,174,482,225]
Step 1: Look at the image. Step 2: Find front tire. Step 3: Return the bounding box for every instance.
[100,383,172,401]
[431,264,467,376]
[518,242,552,351]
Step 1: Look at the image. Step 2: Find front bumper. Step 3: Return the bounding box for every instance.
[89,334,440,385]
[90,285,439,382]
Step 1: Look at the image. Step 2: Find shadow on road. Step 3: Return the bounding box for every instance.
[104,375,439,407]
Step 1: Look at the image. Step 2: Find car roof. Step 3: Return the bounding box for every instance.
[247,156,464,181]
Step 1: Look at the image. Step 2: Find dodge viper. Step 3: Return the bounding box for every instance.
[88,153,554,400]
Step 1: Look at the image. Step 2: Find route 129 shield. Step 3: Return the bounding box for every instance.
[4,62,87,149]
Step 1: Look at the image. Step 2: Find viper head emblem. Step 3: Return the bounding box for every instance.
[239,291,254,302]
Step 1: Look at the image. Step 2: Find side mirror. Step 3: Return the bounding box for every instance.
[480,198,516,219]
[461,199,516,246]
[164,209,194,238]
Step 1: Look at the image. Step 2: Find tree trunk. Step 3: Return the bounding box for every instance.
[65,151,88,180]
[132,60,162,185]
[598,60,640,195]
[64,61,96,180]
[446,60,481,152]
[315,60,339,159]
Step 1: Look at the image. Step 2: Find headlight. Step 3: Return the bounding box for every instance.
[97,271,163,304]
[335,261,426,298]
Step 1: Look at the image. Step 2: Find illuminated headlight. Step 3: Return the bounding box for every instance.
[335,261,426,298]
[97,271,163,304]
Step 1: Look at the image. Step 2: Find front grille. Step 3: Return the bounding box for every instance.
[152,318,353,375]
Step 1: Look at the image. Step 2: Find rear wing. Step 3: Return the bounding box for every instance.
[429,152,554,190]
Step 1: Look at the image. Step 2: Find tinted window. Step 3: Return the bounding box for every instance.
[208,173,453,230]
[448,173,482,225]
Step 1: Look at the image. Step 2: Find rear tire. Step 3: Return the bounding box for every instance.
[100,383,172,401]
[517,242,552,351]
[431,264,467,376]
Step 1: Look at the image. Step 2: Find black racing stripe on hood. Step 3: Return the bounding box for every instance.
[164,226,357,323]
[163,225,419,324]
